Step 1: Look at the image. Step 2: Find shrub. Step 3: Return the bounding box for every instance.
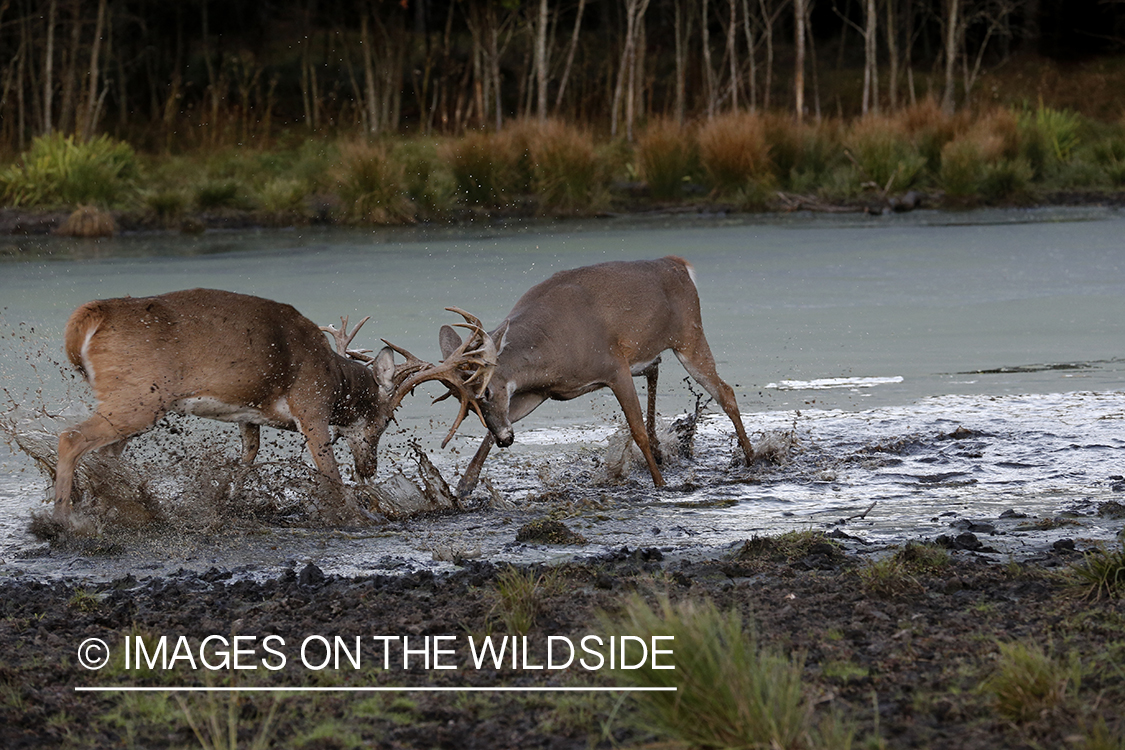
[979,158,1034,201]
[636,118,698,200]
[0,133,138,207]
[895,97,961,175]
[445,124,532,206]
[394,138,455,217]
[763,115,841,191]
[527,119,605,213]
[257,178,309,217]
[697,112,773,195]
[1018,104,1082,177]
[940,139,984,200]
[194,179,246,210]
[844,116,926,193]
[606,595,853,749]
[333,141,413,224]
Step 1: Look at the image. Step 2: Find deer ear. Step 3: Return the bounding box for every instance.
[439,324,462,360]
[492,320,510,355]
[373,346,396,395]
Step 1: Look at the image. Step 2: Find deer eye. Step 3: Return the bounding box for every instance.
[484,386,493,400]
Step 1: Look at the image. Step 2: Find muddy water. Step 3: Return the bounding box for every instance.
[2,207,1124,580]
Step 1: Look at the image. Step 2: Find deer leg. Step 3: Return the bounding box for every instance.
[609,368,666,487]
[239,423,261,464]
[457,391,547,498]
[674,339,755,465]
[457,433,495,498]
[641,359,663,465]
[294,416,341,486]
[54,408,158,522]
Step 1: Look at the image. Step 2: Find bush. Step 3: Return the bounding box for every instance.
[979,158,1033,202]
[1018,104,1082,177]
[636,119,698,200]
[527,119,605,213]
[0,133,138,207]
[940,139,984,200]
[446,124,532,206]
[844,116,926,193]
[333,141,413,224]
[697,112,773,195]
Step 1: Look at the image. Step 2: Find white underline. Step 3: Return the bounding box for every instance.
[76,686,677,693]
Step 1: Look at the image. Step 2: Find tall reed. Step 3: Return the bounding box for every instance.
[697,112,773,195]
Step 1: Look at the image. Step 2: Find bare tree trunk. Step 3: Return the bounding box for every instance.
[625,0,650,139]
[673,0,691,124]
[611,0,650,138]
[60,0,82,134]
[554,0,586,113]
[741,0,757,111]
[862,0,877,114]
[794,0,805,120]
[361,12,378,135]
[701,0,716,117]
[535,0,548,119]
[885,0,899,110]
[942,0,959,114]
[80,0,107,140]
[727,0,739,112]
[758,0,780,110]
[43,0,56,135]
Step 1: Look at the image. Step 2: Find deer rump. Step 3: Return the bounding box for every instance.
[53,288,387,522]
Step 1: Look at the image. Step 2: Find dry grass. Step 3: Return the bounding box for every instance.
[636,118,698,200]
[697,112,773,195]
[332,140,414,224]
[57,205,116,237]
[527,119,604,214]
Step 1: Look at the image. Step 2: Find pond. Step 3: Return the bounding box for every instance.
[2,206,1124,580]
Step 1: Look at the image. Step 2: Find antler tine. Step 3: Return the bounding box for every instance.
[320,315,373,361]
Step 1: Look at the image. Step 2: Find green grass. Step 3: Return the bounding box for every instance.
[980,639,1083,723]
[0,133,138,207]
[604,595,854,750]
[1071,539,1125,599]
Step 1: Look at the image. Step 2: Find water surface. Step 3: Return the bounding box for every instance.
[2,207,1123,579]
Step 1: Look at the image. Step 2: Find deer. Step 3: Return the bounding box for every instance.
[52,288,495,524]
[436,256,756,497]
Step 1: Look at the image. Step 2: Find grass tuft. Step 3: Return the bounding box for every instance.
[1071,539,1125,600]
[636,118,698,200]
[697,112,773,196]
[981,640,1082,723]
[605,595,853,750]
[1,133,138,207]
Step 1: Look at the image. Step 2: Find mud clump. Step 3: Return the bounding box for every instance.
[515,518,588,545]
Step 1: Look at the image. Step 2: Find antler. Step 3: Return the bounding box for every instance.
[320,315,374,362]
[381,308,499,448]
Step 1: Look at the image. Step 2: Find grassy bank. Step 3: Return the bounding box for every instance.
[1,535,1123,749]
[2,100,1125,234]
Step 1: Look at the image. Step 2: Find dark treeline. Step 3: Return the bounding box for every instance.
[0,0,1121,152]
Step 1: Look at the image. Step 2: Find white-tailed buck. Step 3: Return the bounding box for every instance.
[53,289,493,522]
[438,256,756,496]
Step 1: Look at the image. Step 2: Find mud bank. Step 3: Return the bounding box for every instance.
[1,539,1122,749]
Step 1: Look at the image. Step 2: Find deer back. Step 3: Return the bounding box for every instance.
[499,256,703,385]
[65,289,363,419]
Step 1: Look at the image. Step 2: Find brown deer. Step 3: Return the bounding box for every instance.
[53,289,493,523]
[437,256,756,496]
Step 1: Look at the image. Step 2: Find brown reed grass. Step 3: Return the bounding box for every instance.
[697,112,773,195]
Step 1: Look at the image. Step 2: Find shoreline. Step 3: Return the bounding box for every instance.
[3,190,1125,241]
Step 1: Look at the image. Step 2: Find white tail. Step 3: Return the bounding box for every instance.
[53,289,487,523]
[438,256,755,496]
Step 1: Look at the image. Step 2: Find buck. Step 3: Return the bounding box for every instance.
[438,256,756,496]
[52,288,494,523]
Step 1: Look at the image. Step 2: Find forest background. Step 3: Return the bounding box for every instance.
[2,0,1125,227]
